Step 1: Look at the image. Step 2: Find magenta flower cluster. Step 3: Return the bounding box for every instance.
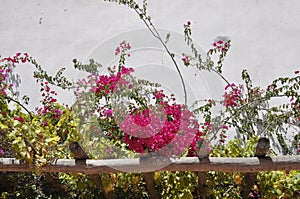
[14,117,25,123]
[0,67,11,95]
[0,52,28,64]
[115,40,131,56]
[35,81,63,125]
[223,83,243,107]
[120,89,207,157]
[0,53,29,95]
[72,41,211,157]
[86,66,134,96]
[181,54,191,66]
[212,39,230,52]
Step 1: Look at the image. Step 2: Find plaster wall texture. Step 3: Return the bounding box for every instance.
[0,0,299,109]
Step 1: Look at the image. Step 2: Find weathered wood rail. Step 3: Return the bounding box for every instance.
[1,139,300,199]
[1,156,300,199]
[1,155,299,173]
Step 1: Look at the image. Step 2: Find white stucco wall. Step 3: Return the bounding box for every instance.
[0,0,299,109]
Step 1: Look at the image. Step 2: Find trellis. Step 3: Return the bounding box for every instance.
[1,141,300,199]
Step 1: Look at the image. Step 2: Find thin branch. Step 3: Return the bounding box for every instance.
[4,96,33,119]
[133,8,188,105]
[211,68,231,86]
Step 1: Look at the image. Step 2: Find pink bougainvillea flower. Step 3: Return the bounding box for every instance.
[222,125,229,130]
[181,54,190,66]
[121,66,134,75]
[120,40,131,50]
[224,83,236,90]
[211,36,231,53]
[115,41,131,56]
[0,52,29,64]
[223,84,243,107]
[120,89,203,157]
[45,85,50,92]
[14,117,25,123]
[184,21,191,28]
[0,148,4,155]
[120,108,165,138]
[115,47,120,55]
[104,109,114,117]
[53,109,63,119]
[41,120,49,126]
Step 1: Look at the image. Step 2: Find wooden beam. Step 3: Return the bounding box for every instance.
[69,142,114,199]
[197,156,209,199]
[143,172,159,199]
[241,138,270,198]
[0,156,299,174]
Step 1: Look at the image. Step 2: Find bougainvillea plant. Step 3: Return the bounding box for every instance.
[182,21,300,155]
[0,53,79,167]
[71,40,208,158]
[0,0,299,198]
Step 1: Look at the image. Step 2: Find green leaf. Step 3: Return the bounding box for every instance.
[45,136,60,144]
[0,123,8,129]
